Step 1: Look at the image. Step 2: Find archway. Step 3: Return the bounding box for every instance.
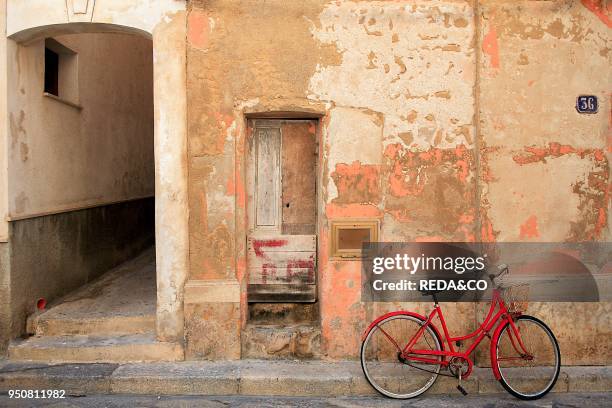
[2,1,188,359]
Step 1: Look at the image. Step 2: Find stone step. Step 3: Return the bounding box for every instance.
[248,303,318,325]
[25,246,157,337]
[8,333,183,363]
[242,324,321,360]
[29,313,155,336]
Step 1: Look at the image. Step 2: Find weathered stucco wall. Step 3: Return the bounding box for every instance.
[313,0,479,359]
[0,0,8,242]
[2,0,608,364]
[185,0,610,364]
[479,0,609,243]
[184,0,479,359]
[7,32,154,219]
[185,0,333,359]
[477,0,611,365]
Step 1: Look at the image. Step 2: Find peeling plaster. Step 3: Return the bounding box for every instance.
[308,1,476,149]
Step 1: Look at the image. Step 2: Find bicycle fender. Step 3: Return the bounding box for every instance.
[361,311,446,352]
[490,316,512,380]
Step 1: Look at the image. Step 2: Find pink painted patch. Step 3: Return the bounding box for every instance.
[236,256,247,282]
[455,159,469,183]
[481,219,496,242]
[212,112,234,154]
[226,168,246,209]
[331,161,381,205]
[482,25,500,69]
[580,0,612,28]
[593,207,607,239]
[383,143,402,159]
[386,143,473,197]
[512,143,604,165]
[519,215,540,239]
[188,10,210,49]
[325,203,382,219]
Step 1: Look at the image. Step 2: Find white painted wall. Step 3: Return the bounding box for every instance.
[0,0,9,240]
[7,0,185,41]
[7,32,154,219]
[6,0,189,343]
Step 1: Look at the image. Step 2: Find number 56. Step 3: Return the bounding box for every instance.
[576,95,598,113]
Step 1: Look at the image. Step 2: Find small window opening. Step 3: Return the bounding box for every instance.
[44,47,59,96]
[43,38,79,105]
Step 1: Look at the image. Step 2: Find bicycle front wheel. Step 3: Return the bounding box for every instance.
[495,315,561,400]
[361,314,443,399]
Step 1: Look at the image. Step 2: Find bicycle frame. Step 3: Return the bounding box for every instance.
[397,289,533,380]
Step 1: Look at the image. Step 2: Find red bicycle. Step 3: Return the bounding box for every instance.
[360,264,561,400]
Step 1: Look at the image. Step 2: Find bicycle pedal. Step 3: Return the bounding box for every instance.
[456,385,468,396]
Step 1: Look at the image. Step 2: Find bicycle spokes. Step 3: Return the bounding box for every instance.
[501,321,534,360]
[495,316,560,399]
[361,314,443,399]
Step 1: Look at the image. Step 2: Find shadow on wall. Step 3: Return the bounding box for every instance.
[8,198,155,340]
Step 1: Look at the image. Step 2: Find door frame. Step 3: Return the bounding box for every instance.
[244,117,322,303]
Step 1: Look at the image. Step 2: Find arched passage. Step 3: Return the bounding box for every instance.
[1,1,188,358]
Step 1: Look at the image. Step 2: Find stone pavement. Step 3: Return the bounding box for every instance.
[0,392,610,407]
[0,360,610,398]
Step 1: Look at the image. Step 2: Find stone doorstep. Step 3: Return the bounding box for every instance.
[7,333,183,363]
[0,361,609,397]
[29,314,156,337]
[242,324,322,360]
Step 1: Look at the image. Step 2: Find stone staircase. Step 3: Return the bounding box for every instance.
[8,248,183,363]
[242,303,321,359]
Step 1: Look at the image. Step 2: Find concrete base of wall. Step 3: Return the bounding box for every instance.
[242,324,322,360]
[0,243,9,356]
[0,361,609,396]
[183,280,241,360]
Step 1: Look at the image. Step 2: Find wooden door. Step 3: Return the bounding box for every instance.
[246,119,317,302]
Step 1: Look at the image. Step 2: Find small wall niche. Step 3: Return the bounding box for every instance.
[44,38,79,107]
[330,220,379,259]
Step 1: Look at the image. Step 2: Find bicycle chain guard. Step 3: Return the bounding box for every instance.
[448,356,471,378]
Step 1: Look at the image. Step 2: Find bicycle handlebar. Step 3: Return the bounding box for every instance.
[488,263,509,285]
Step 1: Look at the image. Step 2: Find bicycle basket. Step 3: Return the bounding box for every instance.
[500,283,529,313]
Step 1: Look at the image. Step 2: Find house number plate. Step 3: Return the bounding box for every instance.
[576,95,598,114]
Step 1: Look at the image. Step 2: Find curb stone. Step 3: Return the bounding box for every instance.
[1,360,610,397]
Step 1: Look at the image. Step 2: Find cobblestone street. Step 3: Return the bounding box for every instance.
[1,392,611,408]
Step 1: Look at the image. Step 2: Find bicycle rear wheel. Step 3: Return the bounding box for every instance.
[495,315,561,400]
[360,314,443,399]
